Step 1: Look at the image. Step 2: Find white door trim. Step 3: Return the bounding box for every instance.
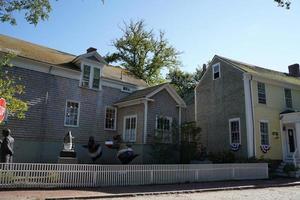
[123,115,137,142]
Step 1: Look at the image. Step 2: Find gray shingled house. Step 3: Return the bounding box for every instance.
[0,34,187,164]
[195,55,300,163]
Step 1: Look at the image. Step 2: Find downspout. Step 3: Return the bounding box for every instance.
[143,100,148,144]
[178,106,182,144]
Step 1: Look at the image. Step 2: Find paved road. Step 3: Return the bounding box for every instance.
[112,186,300,200]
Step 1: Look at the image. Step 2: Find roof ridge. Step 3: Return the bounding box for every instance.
[216,55,289,75]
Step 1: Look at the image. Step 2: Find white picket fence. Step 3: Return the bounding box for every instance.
[0,163,268,189]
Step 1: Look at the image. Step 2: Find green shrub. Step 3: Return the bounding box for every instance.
[208,151,236,163]
[283,163,299,174]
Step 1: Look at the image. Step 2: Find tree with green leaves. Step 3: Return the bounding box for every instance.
[166,68,195,98]
[0,0,291,26]
[0,0,109,25]
[274,0,291,9]
[0,54,28,122]
[105,20,181,85]
[167,65,206,98]
[0,0,52,25]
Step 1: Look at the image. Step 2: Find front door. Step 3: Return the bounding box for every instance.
[287,129,296,157]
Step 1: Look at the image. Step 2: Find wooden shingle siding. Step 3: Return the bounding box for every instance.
[195,57,248,158]
[147,89,180,144]
[3,66,132,162]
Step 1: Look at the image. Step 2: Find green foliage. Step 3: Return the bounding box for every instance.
[166,68,195,98]
[180,142,198,164]
[283,163,299,174]
[274,0,291,9]
[0,53,28,122]
[105,20,181,85]
[181,122,201,144]
[150,120,180,164]
[0,0,53,25]
[167,65,205,98]
[208,151,236,163]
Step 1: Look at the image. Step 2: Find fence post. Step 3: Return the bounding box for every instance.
[150,170,153,184]
[232,167,235,180]
[93,171,97,187]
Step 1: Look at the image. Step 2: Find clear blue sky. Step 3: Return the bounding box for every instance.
[1,0,300,74]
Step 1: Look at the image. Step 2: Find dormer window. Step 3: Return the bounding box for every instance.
[80,63,101,90]
[122,86,132,93]
[82,65,91,87]
[212,63,220,80]
[92,68,100,89]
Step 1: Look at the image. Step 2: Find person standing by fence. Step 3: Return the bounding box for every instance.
[0,128,14,163]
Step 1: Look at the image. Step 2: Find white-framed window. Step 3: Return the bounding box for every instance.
[92,68,101,89]
[284,88,293,109]
[105,106,117,130]
[156,116,173,143]
[80,63,101,90]
[212,63,221,80]
[64,100,80,127]
[257,82,266,104]
[82,65,91,87]
[229,118,241,144]
[260,121,269,145]
[123,115,137,142]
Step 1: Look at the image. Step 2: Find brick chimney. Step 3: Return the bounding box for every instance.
[288,64,300,77]
[86,47,97,53]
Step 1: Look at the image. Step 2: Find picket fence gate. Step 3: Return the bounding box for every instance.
[0,163,268,189]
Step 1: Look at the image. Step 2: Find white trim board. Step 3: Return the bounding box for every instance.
[243,73,255,158]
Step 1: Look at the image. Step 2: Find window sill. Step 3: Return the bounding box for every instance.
[64,125,79,128]
[79,85,102,92]
[121,90,133,93]
[104,128,117,131]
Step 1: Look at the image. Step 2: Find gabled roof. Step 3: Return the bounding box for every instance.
[115,83,186,107]
[0,34,78,70]
[103,65,148,87]
[0,34,147,87]
[215,55,300,86]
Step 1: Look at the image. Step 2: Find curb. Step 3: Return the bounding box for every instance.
[46,181,300,200]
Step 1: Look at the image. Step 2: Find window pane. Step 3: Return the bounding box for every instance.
[105,107,116,130]
[284,89,293,108]
[65,101,79,126]
[213,64,220,79]
[92,68,100,89]
[124,116,136,142]
[230,120,240,144]
[258,82,266,104]
[82,65,91,87]
[260,122,269,145]
[156,116,172,143]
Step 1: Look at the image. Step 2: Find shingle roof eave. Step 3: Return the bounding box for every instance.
[0,34,148,87]
[115,83,168,104]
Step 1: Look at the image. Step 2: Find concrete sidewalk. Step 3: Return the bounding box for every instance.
[0,178,299,200]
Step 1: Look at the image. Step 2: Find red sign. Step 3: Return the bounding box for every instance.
[0,98,7,123]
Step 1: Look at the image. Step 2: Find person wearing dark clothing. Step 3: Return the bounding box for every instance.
[0,128,14,163]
